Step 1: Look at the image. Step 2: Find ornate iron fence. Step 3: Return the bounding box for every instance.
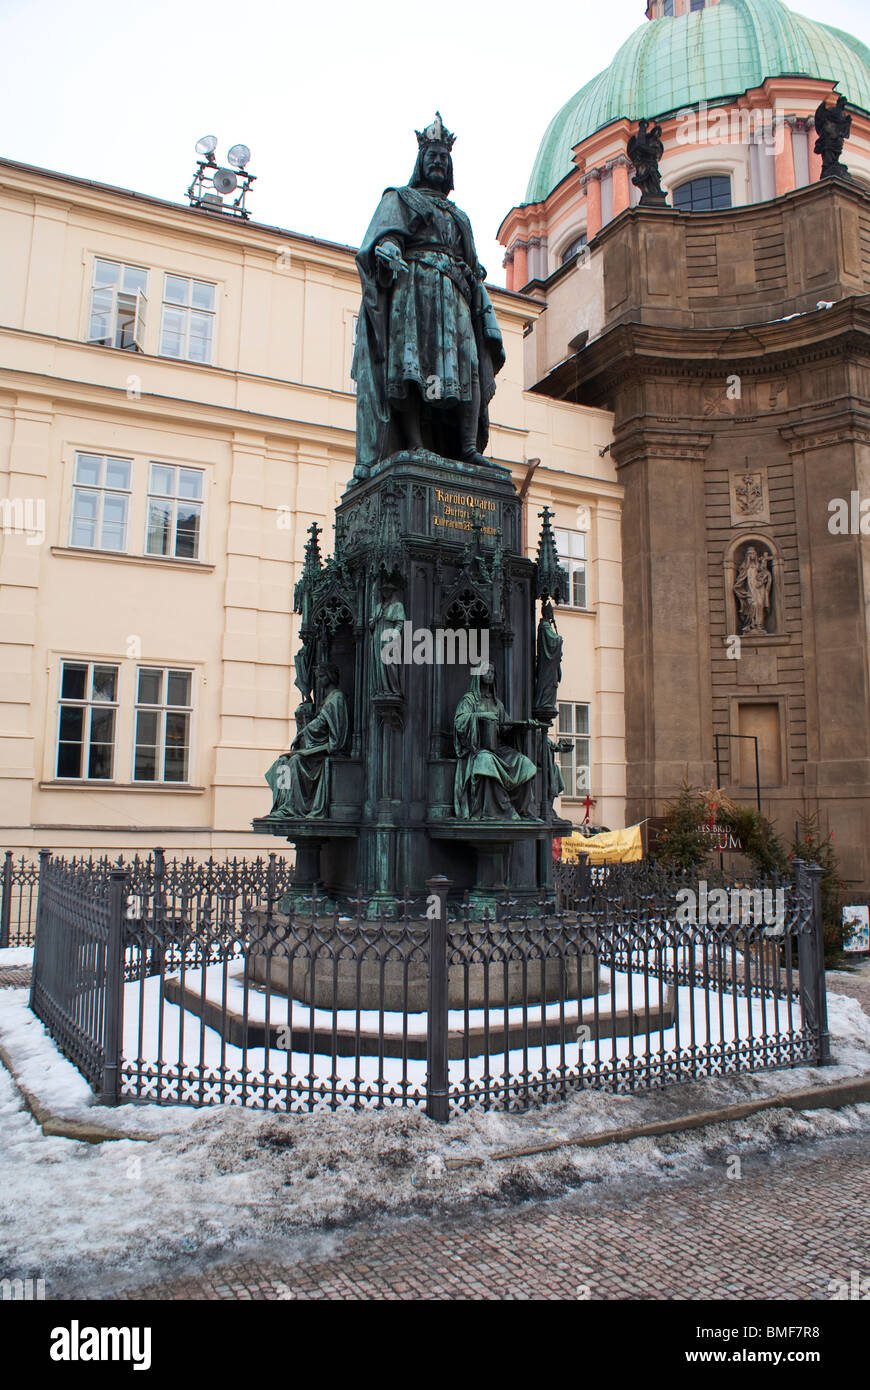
[1,851,41,947]
[28,853,830,1119]
[29,854,126,1094]
[2,848,292,951]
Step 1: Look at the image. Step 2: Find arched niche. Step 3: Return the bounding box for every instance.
[311,598,357,748]
[724,534,784,638]
[439,586,493,749]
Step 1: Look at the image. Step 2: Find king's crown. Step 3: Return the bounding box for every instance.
[416,111,456,150]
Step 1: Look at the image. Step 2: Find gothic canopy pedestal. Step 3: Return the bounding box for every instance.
[253,449,571,909]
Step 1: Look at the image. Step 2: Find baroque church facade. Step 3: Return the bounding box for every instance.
[499,0,870,886]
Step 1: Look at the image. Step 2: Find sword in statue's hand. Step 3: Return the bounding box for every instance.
[375,240,408,283]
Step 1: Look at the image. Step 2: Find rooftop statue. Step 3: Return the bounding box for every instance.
[814,95,852,180]
[351,113,505,479]
[627,118,668,208]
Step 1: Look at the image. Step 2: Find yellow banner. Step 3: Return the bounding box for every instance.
[561,823,644,864]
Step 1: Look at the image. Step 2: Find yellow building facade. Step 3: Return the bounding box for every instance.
[0,157,624,859]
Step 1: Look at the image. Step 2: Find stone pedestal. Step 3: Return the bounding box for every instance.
[245,914,598,1011]
[253,448,570,908]
[163,948,675,1061]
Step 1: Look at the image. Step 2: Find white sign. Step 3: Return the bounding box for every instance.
[842,905,870,953]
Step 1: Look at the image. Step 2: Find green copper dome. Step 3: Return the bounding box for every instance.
[525,0,870,204]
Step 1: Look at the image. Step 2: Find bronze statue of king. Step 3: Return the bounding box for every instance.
[351,112,505,478]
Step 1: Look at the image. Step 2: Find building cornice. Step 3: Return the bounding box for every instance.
[0,349,357,449]
[530,298,870,404]
[0,156,533,307]
[0,156,362,277]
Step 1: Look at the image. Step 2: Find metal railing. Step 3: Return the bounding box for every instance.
[28,852,830,1119]
[1,852,41,948]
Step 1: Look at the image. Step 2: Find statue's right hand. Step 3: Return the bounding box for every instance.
[375,240,407,282]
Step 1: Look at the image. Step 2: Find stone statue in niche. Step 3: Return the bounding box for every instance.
[264,663,348,819]
[369,577,406,698]
[533,600,563,717]
[453,663,539,820]
[733,545,773,634]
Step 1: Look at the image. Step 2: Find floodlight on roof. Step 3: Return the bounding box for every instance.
[227,143,251,169]
[213,167,238,194]
[186,135,256,219]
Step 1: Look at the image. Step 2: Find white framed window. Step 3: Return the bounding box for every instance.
[56,661,119,780]
[87,258,147,351]
[133,668,193,783]
[554,528,587,608]
[672,174,732,212]
[558,702,590,797]
[560,233,588,266]
[160,274,216,362]
[145,464,203,560]
[69,453,132,551]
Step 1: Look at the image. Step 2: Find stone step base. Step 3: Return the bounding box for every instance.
[164,976,675,1060]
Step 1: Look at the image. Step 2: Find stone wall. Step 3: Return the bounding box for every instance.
[532,178,870,886]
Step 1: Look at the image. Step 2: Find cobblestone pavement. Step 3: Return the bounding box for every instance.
[0,966,31,988]
[827,961,870,1017]
[112,1130,870,1301]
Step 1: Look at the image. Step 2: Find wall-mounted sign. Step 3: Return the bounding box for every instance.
[843,904,870,953]
[704,823,744,852]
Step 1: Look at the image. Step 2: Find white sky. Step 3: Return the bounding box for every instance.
[0,0,868,285]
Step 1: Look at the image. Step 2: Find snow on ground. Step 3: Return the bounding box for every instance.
[154,959,664,1034]
[0,946,34,968]
[117,965,800,1104]
[1,978,869,1297]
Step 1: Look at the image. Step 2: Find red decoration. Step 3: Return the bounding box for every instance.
[581,793,596,824]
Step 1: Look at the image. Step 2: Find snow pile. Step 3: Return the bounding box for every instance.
[0,978,868,1298]
[0,1044,868,1300]
[0,947,34,968]
[0,988,201,1136]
